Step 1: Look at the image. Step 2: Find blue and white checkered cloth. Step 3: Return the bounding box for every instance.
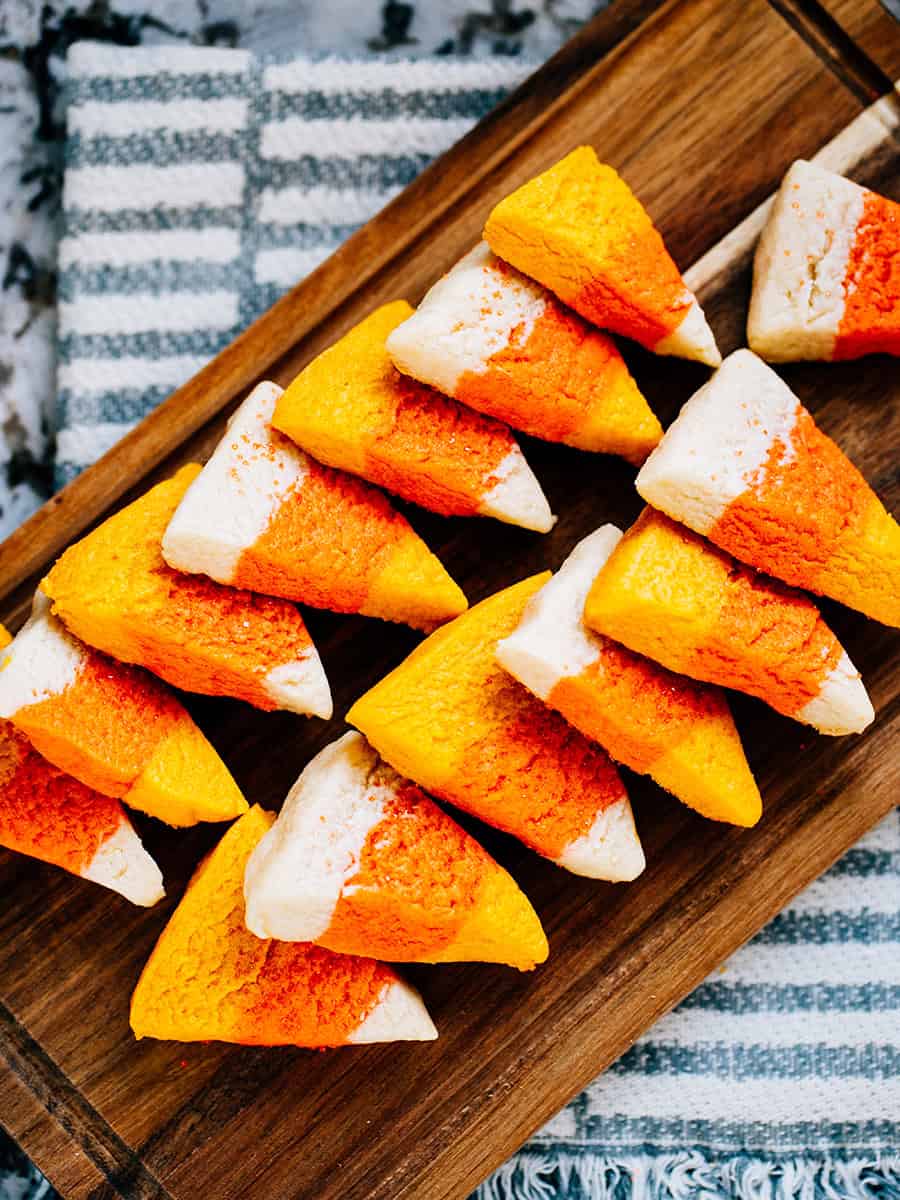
[58,42,900,1200]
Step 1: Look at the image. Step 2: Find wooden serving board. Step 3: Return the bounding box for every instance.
[1,2,899,1197]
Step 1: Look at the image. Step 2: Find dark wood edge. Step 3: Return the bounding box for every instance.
[0,1003,171,1200]
[0,0,671,603]
[767,0,897,105]
[0,1069,105,1200]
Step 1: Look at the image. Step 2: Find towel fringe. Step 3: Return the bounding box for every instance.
[475,1151,900,1199]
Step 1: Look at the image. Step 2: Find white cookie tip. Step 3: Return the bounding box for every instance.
[348,979,438,1044]
[497,525,622,699]
[797,651,874,736]
[655,296,721,367]
[479,449,555,533]
[243,731,386,942]
[82,820,165,906]
[265,654,333,719]
[555,797,645,881]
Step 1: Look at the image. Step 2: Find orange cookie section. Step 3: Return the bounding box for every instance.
[131,807,435,1045]
[0,708,163,906]
[236,455,468,627]
[328,781,547,967]
[41,467,331,716]
[584,509,869,731]
[550,649,760,825]
[0,719,122,875]
[459,292,660,465]
[836,188,900,361]
[348,578,644,880]
[276,303,516,516]
[1,604,245,827]
[484,146,719,365]
[709,405,900,630]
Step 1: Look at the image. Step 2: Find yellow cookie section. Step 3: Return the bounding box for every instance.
[583,509,845,721]
[821,497,900,629]
[362,528,468,631]
[584,512,722,677]
[549,661,761,827]
[0,625,10,649]
[275,304,403,476]
[41,466,329,714]
[485,147,717,365]
[125,719,246,827]
[16,691,245,829]
[348,576,632,870]
[565,368,662,465]
[651,711,761,827]
[436,864,548,968]
[131,807,417,1046]
[274,302,532,520]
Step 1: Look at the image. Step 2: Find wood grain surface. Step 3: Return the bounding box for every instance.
[0,2,898,1198]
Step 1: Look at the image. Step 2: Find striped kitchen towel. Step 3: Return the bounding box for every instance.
[57,42,532,485]
[58,41,900,1200]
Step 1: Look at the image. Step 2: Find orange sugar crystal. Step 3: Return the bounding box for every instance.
[13,651,180,798]
[365,377,513,516]
[710,405,870,592]
[836,189,900,360]
[324,782,488,960]
[549,640,723,776]
[0,721,121,874]
[236,455,411,612]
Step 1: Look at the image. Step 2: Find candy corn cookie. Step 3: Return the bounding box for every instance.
[131,806,437,1045]
[584,509,874,736]
[0,719,164,905]
[244,731,548,969]
[348,578,644,881]
[163,383,467,631]
[273,303,554,531]
[636,350,900,627]
[484,147,720,366]
[497,529,761,826]
[386,244,662,465]
[0,618,163,905]
[0,593,245,826]
[42,467,332,717]
[749,160,900,362]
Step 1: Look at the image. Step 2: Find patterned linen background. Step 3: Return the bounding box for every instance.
[0,4,899,1199]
